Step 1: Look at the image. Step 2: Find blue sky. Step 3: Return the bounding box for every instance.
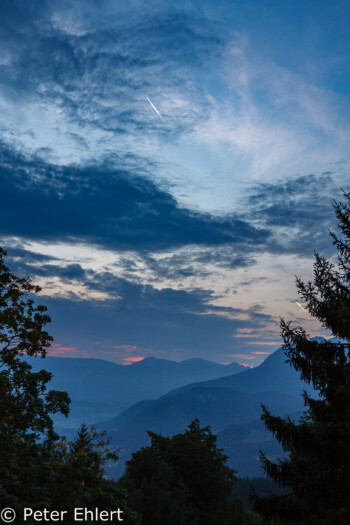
[0,0,349,365]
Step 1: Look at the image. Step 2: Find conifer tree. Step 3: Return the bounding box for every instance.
[51,424,141,524]
[254,192,350,524]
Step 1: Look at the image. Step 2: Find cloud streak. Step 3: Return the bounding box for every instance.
[147,97,163,120]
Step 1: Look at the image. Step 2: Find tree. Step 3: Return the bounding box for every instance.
[0,248,140,524]
[119,419,237,525]
[51,424,141,524]
[0,247,70,511]
[254,192,350,524]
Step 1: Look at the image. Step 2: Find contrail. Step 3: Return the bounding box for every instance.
[296,301,307,312]
[147,97,163,119]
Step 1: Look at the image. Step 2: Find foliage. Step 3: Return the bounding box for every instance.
[234,477,288,506]
[119,418,260,525]
[254,192,350,524]
[0,247,70,512]
[51,424,140,524]
[0,248,139,524]
[119,419,235,524]
[227,495,264,525]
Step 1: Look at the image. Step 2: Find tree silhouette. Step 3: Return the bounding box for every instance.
[0,247,70,511]
[254,192,350,524]
[119,419,237,525]
[0,248,139,524]
[50,424,140,524]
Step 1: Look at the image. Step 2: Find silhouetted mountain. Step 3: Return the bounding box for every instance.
[100,399,156,431]
[104,386,302,464]
[101,347,310,478]
[160,347,315,400]
[24,355,245,426]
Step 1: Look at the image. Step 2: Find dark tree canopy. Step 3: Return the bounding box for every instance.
[119,419,237,525]
[50,424,140,524]
[0,248,139,524]
[0,247,70,511]
[255,192,350,524]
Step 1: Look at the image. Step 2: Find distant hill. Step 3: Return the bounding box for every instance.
[24,355,245,426]
[160,347,315,400]
[105,387,302,450]
[100,346,310,479]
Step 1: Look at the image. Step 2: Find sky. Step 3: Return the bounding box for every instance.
[1,0,349,366]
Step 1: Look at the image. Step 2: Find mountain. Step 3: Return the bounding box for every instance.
[24,355,245,427]
[160,347,315,400]
[98,399,156,431]
[100,347,309,478]
[101,382,303,479]
[106,387,302,450]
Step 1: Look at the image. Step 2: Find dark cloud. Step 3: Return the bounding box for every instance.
[115,249,256,283]
[32,263,86,281]
[125,253,209,281]
[243,174,345,257]
[0,141,269,252]
[236,277,272,289]
[4,245,254,287]
[191,249,256,269]
[2,246,86,283]
[3,245,57,264]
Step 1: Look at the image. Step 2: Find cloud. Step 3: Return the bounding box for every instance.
[38,268,275,362]
[116,249,257,284]
[0,2,227,141]
[50,344,78,356]
[242,173,346,257]
[3,245,58,264]
[179,24,350,221]
[1,0,347,365]
[2,244,277,362]
[0,141,269,252]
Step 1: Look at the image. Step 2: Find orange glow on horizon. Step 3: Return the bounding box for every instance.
[122,356,146,365]
[49,345,78,356]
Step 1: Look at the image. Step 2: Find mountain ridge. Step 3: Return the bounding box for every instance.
[159,346,315,400]
[24,354,246,426]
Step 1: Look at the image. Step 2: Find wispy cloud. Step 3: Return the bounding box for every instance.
[194,36,350,180]
[242,173,344,256]
[1,0,348,364]
[0,4,225,154]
